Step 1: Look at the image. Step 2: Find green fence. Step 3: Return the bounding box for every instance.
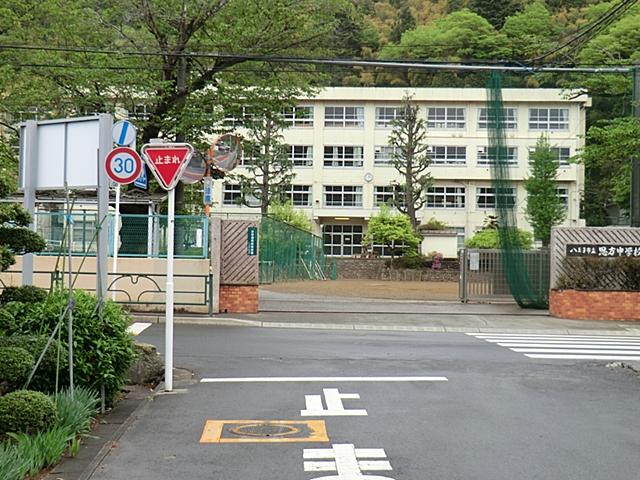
[259,216,335,283]
[33,212,208,259]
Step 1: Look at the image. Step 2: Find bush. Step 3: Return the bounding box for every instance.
[465,228,533,250]
[0,390,58,436]
[394,250,429,269]
[0,286,47,306]
[53,387,99,435]
[8,427,72,479]
[556,257,640,291]
[0,335,67,393]
[418,217,449,231]
[0,347,34,393]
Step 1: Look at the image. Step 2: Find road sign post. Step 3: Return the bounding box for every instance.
[140,142,194,392]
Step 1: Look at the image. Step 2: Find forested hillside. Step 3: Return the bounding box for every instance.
[342,0,639,225]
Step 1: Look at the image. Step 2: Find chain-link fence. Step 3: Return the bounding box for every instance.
[259,216,335,283]
[33,212,208,258]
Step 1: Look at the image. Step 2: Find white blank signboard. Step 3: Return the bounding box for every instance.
[21,117,101,190]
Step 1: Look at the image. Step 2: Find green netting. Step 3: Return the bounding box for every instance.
[486,72,548,309]
[259,216,335,283]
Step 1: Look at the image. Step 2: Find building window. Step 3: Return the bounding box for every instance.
[375,106,401,128]
[284,185,312,207]
[477,146,518,166]
[283,106,314,127]
[374,146,398,166]
[324,106,364,128]
[452,227,466,250]
[371,242,409,258]
[556,187,569,208]
[426,107,466,129]
[289,145,313,167]
[476,187,516,209]
[323,224,363,257]
[324,185,363,207]
[527,146,571,167]
[477,107,517,130]
[529,108,569,131]
[323,146,364,167]
[426,186,466,208]
[429,146,467,165]
[222,184,242,206]
[374,186,395,206]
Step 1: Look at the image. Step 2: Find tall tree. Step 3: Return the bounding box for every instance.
[0,0,351,210]
[388,95,433,230]
[230,103,294,216]
[0,134,46,271]
[390,4,416,43]
[469,0,522,29]
[524,136,566,246]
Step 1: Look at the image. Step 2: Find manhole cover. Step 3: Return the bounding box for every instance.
[200,420,329,443]
[229,423,300,437]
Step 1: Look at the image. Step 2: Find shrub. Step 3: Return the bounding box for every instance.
[418,217,449,231]
[556,257,640,291]
[0,390,58,436]
[0,347,34,393]
[9,426,72,479]
[0,286,47,306]
[465,228,533,250]
[30,290,135,403]
[53,387,99,435]
[0,335,67,393]
[394,250,428,269]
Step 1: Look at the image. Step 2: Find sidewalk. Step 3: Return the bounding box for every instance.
[133,289,640,335]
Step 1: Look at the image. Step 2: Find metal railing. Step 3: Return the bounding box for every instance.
[33,212,208,259]
[1,269,213,312]
[459,248,550,303]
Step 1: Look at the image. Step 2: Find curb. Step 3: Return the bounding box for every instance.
[132,315,640,336]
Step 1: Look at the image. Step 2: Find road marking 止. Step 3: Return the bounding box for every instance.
[200,376,448,383]
[303,444,395,479]
[467,333,640,361]
[127,322,152,336]
[301,388,368,416]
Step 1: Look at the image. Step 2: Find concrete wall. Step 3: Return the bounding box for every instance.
[421,231,458,258]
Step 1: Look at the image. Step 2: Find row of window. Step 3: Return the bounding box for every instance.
[222,184,569,209]
[270,106,570,131]
[241,145,572,168]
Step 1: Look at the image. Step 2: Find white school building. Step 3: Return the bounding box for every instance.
[212,87,590,257]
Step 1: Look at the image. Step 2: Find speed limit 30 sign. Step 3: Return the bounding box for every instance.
[105,147,143,184]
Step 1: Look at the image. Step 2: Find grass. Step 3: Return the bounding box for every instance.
[0,386,100,480]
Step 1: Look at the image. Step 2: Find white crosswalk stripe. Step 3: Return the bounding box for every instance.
[466,333,640,361]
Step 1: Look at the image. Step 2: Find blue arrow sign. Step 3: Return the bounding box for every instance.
[134,166,148,190]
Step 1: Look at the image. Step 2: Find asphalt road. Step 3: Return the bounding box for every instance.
[90,325,640,480]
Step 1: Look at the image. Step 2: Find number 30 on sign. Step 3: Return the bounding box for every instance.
[105,147,143,184]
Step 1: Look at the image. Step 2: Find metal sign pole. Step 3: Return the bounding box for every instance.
[165,188,175,391]
[111,184,120,300]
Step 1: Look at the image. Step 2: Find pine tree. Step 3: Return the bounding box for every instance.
[0,134,45,271]
[524,135,566,246]
[389,95,433,230]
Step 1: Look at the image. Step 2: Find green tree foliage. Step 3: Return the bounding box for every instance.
[501,1,560,59]
[388,95,433,229]
[0,135,46,271]
[230,100,294,216]
[579,117,640,223]
[390,4,416,42]
[524,135,566,246]
[364,205,421,258]
[268,201,313,233]
[468,0,523,29]
[465,228,533,249]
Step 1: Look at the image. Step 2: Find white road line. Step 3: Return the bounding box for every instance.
[490,338,640,347]
[511,348,640,355]
[303,461,392,472]
[127,322,152,336]
[525,354,640,360]
[200,376,448,383]
[499,343,640,349]
[304,449,387,459]
[468,333,640,339]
